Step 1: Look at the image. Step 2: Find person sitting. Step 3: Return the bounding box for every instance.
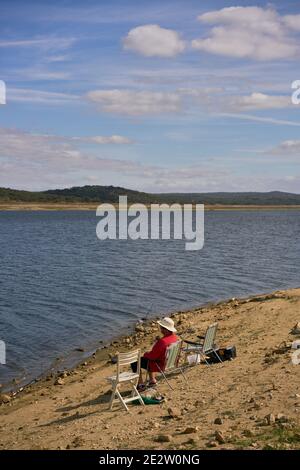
[131,317,178,390]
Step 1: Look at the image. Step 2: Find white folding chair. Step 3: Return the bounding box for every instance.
[183,323,222,365]
[106,349,145,411]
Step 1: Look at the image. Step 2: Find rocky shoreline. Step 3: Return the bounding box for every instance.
[1,287,300,450]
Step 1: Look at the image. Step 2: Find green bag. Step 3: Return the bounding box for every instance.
[141,395,165,405]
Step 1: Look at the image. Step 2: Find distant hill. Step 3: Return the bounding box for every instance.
[0,186,152,203]
[155,191,300,205]
[1,186,300,205]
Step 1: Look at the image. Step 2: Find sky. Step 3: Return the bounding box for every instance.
[0,0,300,193]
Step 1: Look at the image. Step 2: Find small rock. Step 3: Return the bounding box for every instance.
[276,413,288,423]
[185,437,198,445]
[194,399,206,406]
[58,371,67,379]
[214,417,223,425]
[215,430,226,444]
[265,413,276,425]
[135,324,144,333]
[264,443,275,450]
[182,427,199,434]
[206,441,217,448]
[156,434,172,443]
[291,322,300,334]
[54,378,64,386]
[279,422,291,429]
[0,394,11,404]
[167,407,181,419]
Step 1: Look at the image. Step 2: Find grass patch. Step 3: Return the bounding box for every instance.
[231,426,300,450]
[260,427,300,449]
[228,437,254,449]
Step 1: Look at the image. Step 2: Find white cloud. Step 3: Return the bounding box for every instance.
[86,89,182,115]
[185,89,292,113]
[46,55,69,63]
[198,6,281,31]
[225,92,291,111]
[283,14,300,31]
[86,135,133,144]
[192,6,300,60]
[86,86,294,117]
[0,37,76,50]
[0,127,227,191]
[123,24,185,57]
[268,140,300,155]
[217,113,300,127]
[1,128,299,193]
[8,88,79,105]
[0,128,138,189]
[0,129,134,159]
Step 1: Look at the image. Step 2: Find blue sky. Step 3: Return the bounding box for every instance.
[0,0,300,192]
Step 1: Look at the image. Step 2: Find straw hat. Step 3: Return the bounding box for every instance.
[157,317,177,333]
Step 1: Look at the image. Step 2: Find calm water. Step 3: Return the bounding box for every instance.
[0,210,299,389]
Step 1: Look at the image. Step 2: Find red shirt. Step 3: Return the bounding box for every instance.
[143,333,178,372]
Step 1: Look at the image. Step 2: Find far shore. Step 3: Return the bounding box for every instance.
[1,202,300,211]
[1,287,300,450]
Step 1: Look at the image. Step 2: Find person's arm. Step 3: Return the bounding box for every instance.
[143,339,165,361]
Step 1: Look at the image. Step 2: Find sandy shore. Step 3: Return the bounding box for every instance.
[1,202,300,211]
[1,288,300,450]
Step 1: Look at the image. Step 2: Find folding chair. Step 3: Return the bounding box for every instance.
[150,340,187,391]
[106,349,145,411]
[182,322,222,365]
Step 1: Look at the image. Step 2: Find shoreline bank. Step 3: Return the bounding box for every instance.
[1,287,300,450]
[0,286,297,395]
[1,203,300,211]
[0,294,245,394]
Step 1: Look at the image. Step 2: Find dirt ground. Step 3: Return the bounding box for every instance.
[1,288,300,450]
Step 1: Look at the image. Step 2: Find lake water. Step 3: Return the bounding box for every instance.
[0,210,299,390]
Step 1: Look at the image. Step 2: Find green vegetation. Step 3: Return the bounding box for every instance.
[229,425,300,450]
[0,186,300,205]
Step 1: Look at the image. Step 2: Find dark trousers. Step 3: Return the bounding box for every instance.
[131,357,149,373]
